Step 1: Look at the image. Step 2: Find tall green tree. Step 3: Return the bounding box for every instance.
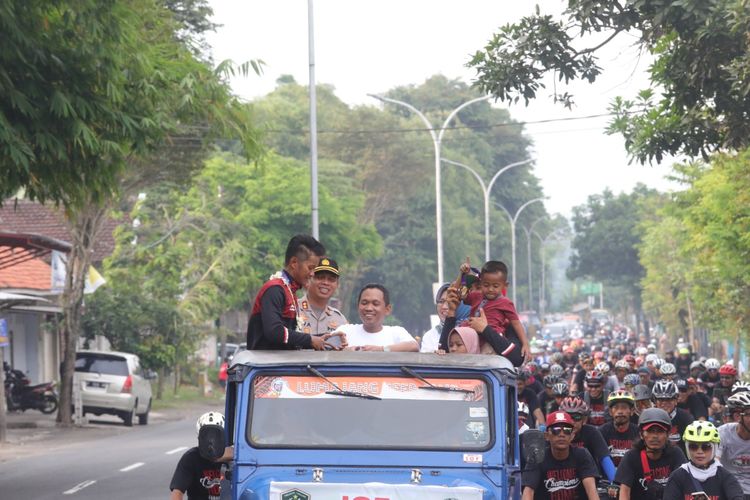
[678,154,750,362]
[468,1,750,163]
[2,0,262,426]
[568,184,658,332]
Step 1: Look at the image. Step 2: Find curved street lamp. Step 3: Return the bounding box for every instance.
[442,158,533,261]
[533,228,567,319]
[509,198,545,306]
[522,217,549,311]
[368,94,492,283]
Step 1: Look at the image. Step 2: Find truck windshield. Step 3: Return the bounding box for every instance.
[248,373,491,450]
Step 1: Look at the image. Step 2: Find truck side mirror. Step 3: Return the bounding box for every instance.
[520,430,545,467]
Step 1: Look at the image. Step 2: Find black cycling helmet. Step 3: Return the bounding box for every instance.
[552,382,569,397]
[543,374,560,388]
[652,380,678,400]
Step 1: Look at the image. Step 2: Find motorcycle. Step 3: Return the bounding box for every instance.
[3,362,58,414]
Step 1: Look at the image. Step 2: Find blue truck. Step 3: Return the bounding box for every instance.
[221,350,526,500]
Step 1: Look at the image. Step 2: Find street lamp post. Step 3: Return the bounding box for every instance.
[522,217,548,311]
[510,198,545,306]
[308,0,319,238]
[368,94,492,283]
[533,228,566,320]
[442,158,533,262]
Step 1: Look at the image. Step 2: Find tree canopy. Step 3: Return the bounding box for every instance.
[469,1,750,163]
[0,0,258,207]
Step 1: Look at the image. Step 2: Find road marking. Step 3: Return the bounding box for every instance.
[166,446,188,455]
[120,462,145,472]
[63,480,96,495]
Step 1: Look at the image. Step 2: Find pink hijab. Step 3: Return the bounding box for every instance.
[450,326,481,354]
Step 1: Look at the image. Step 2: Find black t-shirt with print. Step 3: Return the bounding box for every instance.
[614,445,687,499]
[522,445,599,500]
[663,465,745,500]
[598,421,638,466]
[169,447,223,500]
[583,392,608,427]
[570,424,610,473]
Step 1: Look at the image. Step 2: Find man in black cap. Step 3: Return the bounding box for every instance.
[298,258,348,343]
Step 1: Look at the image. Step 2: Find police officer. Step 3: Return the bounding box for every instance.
[298,258,348,344]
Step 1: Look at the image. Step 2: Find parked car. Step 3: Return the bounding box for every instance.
[73,350,153,426]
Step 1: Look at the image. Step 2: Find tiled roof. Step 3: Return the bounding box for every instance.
[0,250,51,290]
[0,199,121,263]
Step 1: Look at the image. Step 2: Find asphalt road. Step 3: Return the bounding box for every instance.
[0,403,220,500]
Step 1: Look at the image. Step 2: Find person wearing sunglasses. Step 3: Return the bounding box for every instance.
[521,411,599,500]
[560,396,617,484]
[614,408,687,500]
[713,364,738,407]
[663,421,743,500]
[716,392,750,498]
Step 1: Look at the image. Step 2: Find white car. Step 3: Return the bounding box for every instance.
[74,350,153,426]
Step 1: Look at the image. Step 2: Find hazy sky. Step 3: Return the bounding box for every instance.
[206,0,679,216]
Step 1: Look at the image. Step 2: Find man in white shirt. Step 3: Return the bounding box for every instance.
[337,284,418,352]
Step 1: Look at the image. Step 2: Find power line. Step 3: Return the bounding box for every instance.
[263,111,620,136]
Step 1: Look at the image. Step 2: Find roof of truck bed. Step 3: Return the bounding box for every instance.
[231,350,515,372]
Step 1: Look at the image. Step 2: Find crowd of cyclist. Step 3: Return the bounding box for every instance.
[517,324,750,500]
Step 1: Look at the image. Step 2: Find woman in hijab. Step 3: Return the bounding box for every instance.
[447,326,481,354]
[663,420,743,500]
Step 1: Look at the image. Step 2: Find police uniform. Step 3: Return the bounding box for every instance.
[298,294,348,335]
[298,258,348,336]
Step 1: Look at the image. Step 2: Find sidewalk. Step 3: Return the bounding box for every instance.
[0,398,221,462]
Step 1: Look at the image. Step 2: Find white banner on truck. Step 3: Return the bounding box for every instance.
[270,481,483,500]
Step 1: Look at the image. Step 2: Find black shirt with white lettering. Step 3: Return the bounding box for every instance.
[522,445,599,500]
[598,421,638,466]
[169,447,223,500]
[614,445,686,499]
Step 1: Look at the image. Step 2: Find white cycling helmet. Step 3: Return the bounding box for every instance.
[518,401,530,416]
[635,347,648,356]
[595,361,611,374]
[646,354,659,364]
[660,363,676,375]
[550,364,565,377]
[732,381,750,395]
[615,360,630,370]
[196,411,225,435]
[653,358,664,368]
[705,358,721,370]
[647,344,656,352]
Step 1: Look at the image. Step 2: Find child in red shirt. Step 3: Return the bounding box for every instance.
[455,259,531,361]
